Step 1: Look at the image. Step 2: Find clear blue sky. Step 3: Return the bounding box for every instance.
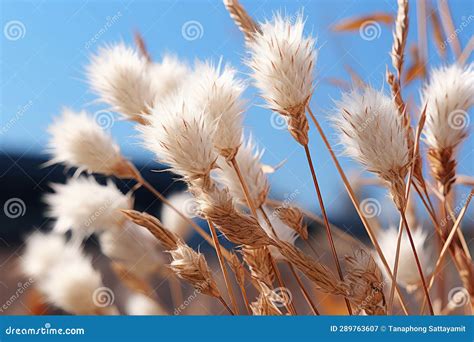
[1,0,472,219]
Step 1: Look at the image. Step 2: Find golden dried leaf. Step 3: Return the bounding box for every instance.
[332,13,393,32]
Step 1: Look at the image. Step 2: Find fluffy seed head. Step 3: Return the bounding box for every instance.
[247,13,316,145]
[99,221,162,279]
[168,240,220,298]
[125,293,167,315]
[332,86,410,208]
[38,245,113,315]
[422,63,474,195]
[44,176,132,234]
[20,232,68,279]
[160,191,196,240]
[188,61,245,159]
[87,43,155,122]
[214,136,269,208]
[377,227,433,289]
[423,63,474,151]
[247,12,316,116]
[47,109,131,177]
[149,54,189,105]
[140,95,217,188]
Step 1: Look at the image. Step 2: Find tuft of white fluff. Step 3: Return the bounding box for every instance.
[47,109,124,176]
[140,94,217,187]
[246,13,316,115]
[422,63,474,151]
[20,232,68,279]
[44,176,132,234]
[160,191,196,240]
[99,221,161,278]
[124,293,167,315]
[38,245,115,315]
[214,136,269,208]
[150,54,189,105]
[259,205,298,260]
[87,43,155,121]
[377,227,433,288]
[331,86,410,207]
[187,61,245,159]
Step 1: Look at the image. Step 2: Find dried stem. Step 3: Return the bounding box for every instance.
[437,0,462,58]
[307,105,410,314]
[422,190,474,312]
[400,210,434,315]
[230,156,259,218]
[223,0,260,42]
[207,220,239,315]
[387,105,426,313]
[287,262,320,315]
[218,295,235,315]
[303,143,352,315]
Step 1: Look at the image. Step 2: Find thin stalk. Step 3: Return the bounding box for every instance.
[421,190,473,312]
[207,220,239,315]
[287,261,320,315]
[259,206,319,315]
[303,143,352,315]
[230,156,259,218]
[307,106,410,314]
[217,295,235,315]
[238,283,252,315]
[388,107,426,313]
[400,211,434,315]
[269,255,297,315]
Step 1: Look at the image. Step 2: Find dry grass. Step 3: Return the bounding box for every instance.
[22,0,473,317]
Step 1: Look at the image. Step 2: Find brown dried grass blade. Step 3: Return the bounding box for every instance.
[331,13,393,31]
[223,0,260,42]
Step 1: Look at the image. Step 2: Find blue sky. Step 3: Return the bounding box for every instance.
[1,0,472,220]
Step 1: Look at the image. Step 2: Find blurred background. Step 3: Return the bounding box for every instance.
[0,0,472,315]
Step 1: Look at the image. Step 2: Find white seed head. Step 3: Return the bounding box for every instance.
[140,94,217,187]
[187,61,245,159]
[99,221,162,278]
[377,227,433,288]
[20,232,68,279]
[44,176,132,234]
[87,43,155,121]
[422,63,474,151]
[332,86,410,207]
[160,191,195,240]
[47,109,125,176]
[247,12,316,116]
[124,292,167,315]
[214,136,269,207]
[38,245,109,315]
[149,54,189,105]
